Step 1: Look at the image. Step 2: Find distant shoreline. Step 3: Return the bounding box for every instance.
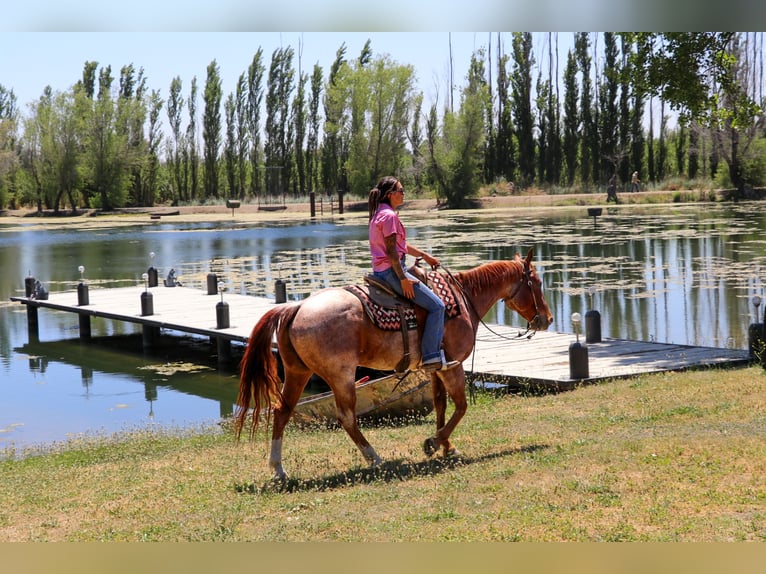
[0,189,736,227]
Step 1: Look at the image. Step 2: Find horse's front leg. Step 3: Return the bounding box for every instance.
[423,366,467,458]
[332,380,382,467]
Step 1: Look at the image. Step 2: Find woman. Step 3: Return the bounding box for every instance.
[368,176,459,372]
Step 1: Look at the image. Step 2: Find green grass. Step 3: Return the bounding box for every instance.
[1,366,764,541]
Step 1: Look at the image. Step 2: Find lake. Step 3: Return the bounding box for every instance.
[2,201,765,453]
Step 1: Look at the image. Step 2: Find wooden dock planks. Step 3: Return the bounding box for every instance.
[11,286,752,388]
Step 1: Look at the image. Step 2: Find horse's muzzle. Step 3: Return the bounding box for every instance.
[530,314,553,331]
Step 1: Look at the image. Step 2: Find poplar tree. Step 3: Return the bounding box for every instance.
[166,76,184,203]
[202,60,222,199]
[511,32,535,187]
[247,49,265,198]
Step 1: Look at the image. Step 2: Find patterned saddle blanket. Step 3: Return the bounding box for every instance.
[345,271,462,332]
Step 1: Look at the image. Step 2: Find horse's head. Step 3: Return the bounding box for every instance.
[504,248,553,331]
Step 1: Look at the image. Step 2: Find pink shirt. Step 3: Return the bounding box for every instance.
[369,203,407,272]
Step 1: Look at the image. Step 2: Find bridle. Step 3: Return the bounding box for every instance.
[441,259,541,342]
[503,258,544,330]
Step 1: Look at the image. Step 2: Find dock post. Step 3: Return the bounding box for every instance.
[79,313,91,340]
[275,279,287,303]
[207,273,218,295]
[585,309,601,343]
[26,304,39,342]
[217,337,232,364]
[25,275,35,297]
[147,266,158,288]
[141,291,154,316]
[77,282,89,306]
[310,191,316,218]
[142,325,156,350]
[569,313,589,380]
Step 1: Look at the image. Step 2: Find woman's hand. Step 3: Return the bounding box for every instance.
[400,276,417,299]
[423,254,441,270]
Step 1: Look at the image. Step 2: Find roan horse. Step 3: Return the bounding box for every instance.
[234,248,553,480]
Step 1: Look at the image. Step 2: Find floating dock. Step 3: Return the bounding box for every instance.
[10,284,752,390]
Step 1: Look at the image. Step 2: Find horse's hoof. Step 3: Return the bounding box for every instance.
[423,437,438,457]
[444,447,461,458]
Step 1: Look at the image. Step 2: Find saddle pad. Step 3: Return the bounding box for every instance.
[345,284,418,331]
[345,271,461,332]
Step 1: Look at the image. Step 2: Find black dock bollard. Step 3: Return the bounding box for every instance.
[216,301,230,329]
[585,309,602,343]
[310,191,316,218]
[140,291,154,316]
[569,312,589,380]
[147,266,158,287]
[25,275,35,297]
[275,279,287,304]
[207,273,218,295]
[77,282,90,306]
[216,281,230,329]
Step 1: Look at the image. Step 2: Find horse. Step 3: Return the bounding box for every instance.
[234,248,553,480]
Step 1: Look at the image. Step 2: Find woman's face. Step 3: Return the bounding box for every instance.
[390,182,405,208]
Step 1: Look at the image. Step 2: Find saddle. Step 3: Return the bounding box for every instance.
[344,268,461,373]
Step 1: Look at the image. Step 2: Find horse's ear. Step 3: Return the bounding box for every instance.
[525,248,534,265]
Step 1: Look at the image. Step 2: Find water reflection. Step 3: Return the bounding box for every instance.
[2,202,766,450]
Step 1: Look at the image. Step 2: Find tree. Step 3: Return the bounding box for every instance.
[293,70,308,195]
[265,47,295,198]
[203,60,222,199]
[144,89,163,206]
[562,50,579,186]
[321,44,348,195]
[247,49,265,199]
[630,32,764,196]
[0,85,19,209]
[599,32,620,183]
[511,32,535,187]
[426,50,488,207]
[575,32,596,187]
[166,76,184,203]
[306,63,323,193]
[186,77,199,201]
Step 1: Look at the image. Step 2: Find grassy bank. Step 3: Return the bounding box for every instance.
[1,365,764,542]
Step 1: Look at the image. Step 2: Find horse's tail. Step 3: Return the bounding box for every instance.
[234,303,302,440]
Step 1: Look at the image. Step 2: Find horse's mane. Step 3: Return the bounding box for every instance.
[454,260,522,296]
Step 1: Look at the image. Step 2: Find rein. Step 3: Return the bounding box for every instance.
[441,262,538,343]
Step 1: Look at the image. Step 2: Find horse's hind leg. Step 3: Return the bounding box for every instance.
[331,378,382,467]
[269,367,311,480]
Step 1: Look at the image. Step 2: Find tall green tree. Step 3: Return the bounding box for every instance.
[144,89,163,206]
[247,49,265,198]
[186,77,199,201]
[0,85,18,209]
[322,44,348,195]
[575,32,596,186]
[599,32,620,182]
[494,36,516,184]
[264,47,295,198]
[166,76,185,203]
[426,50,488,207]
[292,70,308,195]
[562,50,579,186]
[203,60,222,199]
[306,63,323,193]
[511,32,535,186]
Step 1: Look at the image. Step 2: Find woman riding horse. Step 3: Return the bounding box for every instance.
[368,175,459,373]
[235,217,553,481]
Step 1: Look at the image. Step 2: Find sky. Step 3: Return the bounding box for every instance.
[1,32,572,117]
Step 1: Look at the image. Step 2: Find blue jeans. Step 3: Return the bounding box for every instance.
[374,264,445,363]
